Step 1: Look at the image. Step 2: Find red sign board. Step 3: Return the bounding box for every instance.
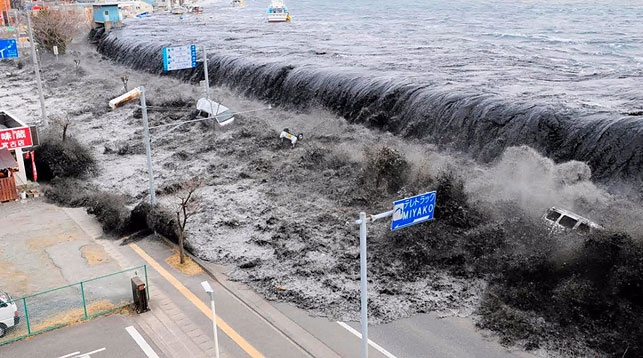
[0,127,33,150]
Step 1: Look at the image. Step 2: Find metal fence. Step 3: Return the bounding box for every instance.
[0,265,148,345]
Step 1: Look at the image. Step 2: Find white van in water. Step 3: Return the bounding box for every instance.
[0,290,19,337]
[196,98,235,126]
[542,207,602,235]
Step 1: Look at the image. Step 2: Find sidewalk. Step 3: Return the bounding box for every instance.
[97,237,222,358]
[63,204,223,358]
[95,233,341,358]
[166,238,342,358]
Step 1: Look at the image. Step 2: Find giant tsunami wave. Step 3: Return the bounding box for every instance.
[93,29,643,191]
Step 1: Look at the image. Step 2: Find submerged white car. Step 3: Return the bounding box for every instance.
[196,98,235,126]
[542,207,602,235]
[0,290,19,337]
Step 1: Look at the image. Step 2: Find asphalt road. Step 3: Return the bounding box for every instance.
[0,315,163,358]
[273,302,536,358]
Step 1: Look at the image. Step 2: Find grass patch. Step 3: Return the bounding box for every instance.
[80,244,110,265]
[166,250,204,276]
[4,300,132,341]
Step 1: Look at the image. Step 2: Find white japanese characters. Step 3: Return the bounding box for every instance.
[0,127,31,150]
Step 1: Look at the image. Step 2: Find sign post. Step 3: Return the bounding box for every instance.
[162,44,219,121]
[199,46,218,117]
[354,190,436,358]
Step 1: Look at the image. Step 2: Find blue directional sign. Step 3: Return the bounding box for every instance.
[162,44,197,71]
[0,39,19,59]
[391,191,436,231]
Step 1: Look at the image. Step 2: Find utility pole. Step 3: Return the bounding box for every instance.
[25,8,48,127]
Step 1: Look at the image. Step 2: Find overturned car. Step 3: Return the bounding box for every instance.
[542,207,602,235]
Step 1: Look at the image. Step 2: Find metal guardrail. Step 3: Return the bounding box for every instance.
[0,265,148,345]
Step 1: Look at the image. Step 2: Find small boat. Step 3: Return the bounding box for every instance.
[231,0,245,7]
[187,5,203,13]
[171,6,187,14]
[267,0,291,22]
[196,98,235,126]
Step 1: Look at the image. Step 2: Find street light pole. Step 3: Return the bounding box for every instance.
[140,86,156,206]
[108,86,156,206]
[359,211,368,358]
[25,8,47,127]
[355,209,394,358]
[201,281,220,358]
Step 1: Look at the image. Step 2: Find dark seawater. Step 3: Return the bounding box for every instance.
[95,0,643,188]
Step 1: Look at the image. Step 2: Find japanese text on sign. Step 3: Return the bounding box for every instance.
[0,127,33,150]
[391,191,436,231]
[162,44,197,71]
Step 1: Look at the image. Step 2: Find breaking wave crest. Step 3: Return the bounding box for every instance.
[95,31,643,191]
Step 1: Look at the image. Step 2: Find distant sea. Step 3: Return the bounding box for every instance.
[99,0,643,186]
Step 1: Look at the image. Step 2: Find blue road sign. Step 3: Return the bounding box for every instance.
[162,44,197,71]
[391,191,436,231]
[0,39,19,59]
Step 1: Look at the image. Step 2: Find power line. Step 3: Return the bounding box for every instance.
[147,105,271,129]
[148,106,272,142]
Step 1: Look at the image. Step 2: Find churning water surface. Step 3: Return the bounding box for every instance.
[100,0,643,186]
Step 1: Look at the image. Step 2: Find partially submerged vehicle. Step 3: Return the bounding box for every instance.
[542,207,602,235]
[196,98,235,126]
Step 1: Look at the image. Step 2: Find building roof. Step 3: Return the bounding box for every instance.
[0,149,18,170]
[0,110,27,129]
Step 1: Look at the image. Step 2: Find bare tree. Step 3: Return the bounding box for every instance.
[175,179,203,264]
[31,9,89,55]
[51,112,71,141]
[121,73,129,93]
[71,50,82,72]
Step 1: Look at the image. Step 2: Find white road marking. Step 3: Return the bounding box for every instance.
[57,348,106,358]
[57,353,80,358]
[337,321,398,358]
[78,348,106,357]
[126,325,160,358]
